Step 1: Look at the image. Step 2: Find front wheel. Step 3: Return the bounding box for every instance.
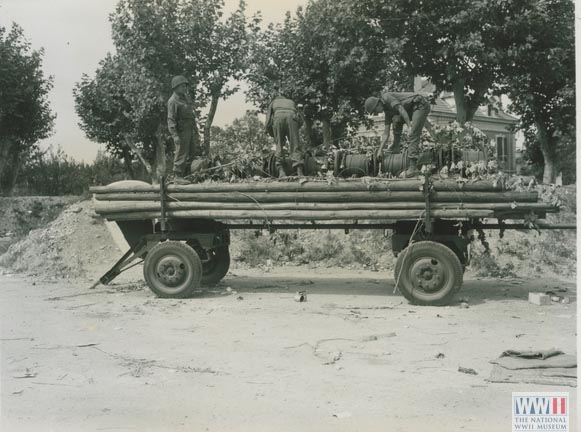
[143,241,202,298]
[394,241,463,306]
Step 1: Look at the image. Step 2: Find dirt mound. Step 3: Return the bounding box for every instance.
[0,200,122,281]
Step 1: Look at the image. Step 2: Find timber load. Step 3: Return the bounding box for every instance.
[90,177,556,222]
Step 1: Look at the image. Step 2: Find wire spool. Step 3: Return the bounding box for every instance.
[382,151,434,176]
[382,151,408,176]
[262,153,277,177]
[338,154,374,177]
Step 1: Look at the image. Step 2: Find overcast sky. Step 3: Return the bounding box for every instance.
[0,0,306,162]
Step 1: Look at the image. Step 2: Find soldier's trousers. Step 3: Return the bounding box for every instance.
[273,112,303,167]
[393,96,431,160]
[172,121,196,176]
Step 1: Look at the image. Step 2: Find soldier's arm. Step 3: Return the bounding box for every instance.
[396,105,411,129]
[167,99,180,142]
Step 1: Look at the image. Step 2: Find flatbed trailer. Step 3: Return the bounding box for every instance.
[90,175,575,306]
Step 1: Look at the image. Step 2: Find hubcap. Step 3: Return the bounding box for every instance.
[156,255,187,287]
[409,258,445,293]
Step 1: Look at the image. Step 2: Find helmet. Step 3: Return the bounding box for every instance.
[171,75,189,89]
[364,96,381,114]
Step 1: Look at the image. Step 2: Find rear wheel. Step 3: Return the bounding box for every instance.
[394,241,463,306]
[200,246,230,286]
[143,241,202,298]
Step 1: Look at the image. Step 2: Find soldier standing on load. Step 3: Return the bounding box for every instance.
[167,75,197,184]
[364,91,431,178]
[265,95,304,177]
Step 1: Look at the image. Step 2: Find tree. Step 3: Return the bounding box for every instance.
[210,111,272,176]
[74,54,139,178]
[353,0,520,124]
[0,23,55,195]
[75,0,257,181]
[498,0,575,184]
[246,0,399,150]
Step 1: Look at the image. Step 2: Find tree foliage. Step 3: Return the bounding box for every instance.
[74,0,258,180]
[497,0,575,184]
[352,0,520,124]
[0,23,55,195]
[245,0,400,150]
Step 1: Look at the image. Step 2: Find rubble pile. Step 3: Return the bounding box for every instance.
[0,200,120,280]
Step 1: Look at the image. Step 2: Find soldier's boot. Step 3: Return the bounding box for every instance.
[401,158,420,178]
[296,165,305,177]
[278,166,287,178]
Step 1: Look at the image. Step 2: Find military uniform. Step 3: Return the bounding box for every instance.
[265,96,304,172]
[167,77,198,178]
[379,91,430,159]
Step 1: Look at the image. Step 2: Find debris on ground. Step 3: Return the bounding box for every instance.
[528,292,551,306]
[488,349,577,387]
[458,366,478,375]
[0,200,120,280]
[294,291,307,302]
[13,369,37,379]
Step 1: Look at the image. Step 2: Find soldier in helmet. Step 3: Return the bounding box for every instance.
[167,75,198,184]
[265,95,304,177]
[364,91,430,178]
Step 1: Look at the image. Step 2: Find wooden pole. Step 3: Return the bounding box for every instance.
[90,178,507,194]
[92,190,539,203]
[93,200,556,214]
[98,208,495,221]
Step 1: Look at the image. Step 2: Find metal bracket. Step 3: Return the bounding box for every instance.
[422,172,433,234]
[160,175,168,234]
[89,237,149,289]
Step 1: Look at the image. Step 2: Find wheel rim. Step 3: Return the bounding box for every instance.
[409,257,446,293]
[155,255,188,287]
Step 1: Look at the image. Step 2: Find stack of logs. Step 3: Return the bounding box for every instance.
[91,178,556,222]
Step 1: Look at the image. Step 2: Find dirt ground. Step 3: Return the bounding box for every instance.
[0,265,576,432]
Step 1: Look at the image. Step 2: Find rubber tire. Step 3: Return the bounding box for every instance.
[201,246,230,286]
[143,241,202,298]
[394,241,463,306]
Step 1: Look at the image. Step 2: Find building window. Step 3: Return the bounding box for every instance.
[496,136,509,165]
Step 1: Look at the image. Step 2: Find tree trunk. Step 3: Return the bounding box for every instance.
[1,148,21,196]
[124,136,153,176]
[535,118,558,184]
[0,137,14,182]
[5,150,21,195]
[452,79,479,124]
[203,92,220,156]
[121,147,135,179]
[322,118,333,152]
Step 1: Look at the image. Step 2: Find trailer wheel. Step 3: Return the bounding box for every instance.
[394,241,463,306]
[143,241,202,298]
[201,246,230,286]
